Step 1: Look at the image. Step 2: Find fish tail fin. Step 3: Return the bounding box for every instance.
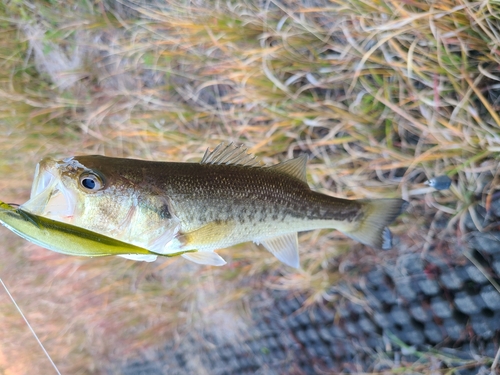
[344,199,407,249]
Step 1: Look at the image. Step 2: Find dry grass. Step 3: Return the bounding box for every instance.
[0,0,499,373]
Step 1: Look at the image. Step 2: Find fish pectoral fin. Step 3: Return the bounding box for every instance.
[181,251,227,266]
[118,254,158,262]
[180,221,235,248]
[259,233,300,268]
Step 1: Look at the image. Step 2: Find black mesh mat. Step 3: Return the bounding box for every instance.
[115,227,500,374]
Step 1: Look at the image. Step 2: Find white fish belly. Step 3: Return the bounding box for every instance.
[172,217,358,253]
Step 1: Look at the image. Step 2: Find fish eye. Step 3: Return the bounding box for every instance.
[79,172,103,192]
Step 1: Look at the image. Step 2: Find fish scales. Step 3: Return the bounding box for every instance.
[19,143,407,267]
[101,160,361,229]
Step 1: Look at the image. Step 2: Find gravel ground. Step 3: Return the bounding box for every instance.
[112,203,500,374]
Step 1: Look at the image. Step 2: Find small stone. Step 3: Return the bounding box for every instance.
[365,293,383,309]
[366,334,384,350]
[327,325,346,340]
[391,305,411,325]
[469,232,500,254]
[310,342,330,357]
[336,304,352,319]
[329,342,346,359]
[455,266,472,282]
[311,308,327,324]
[463,211,477,231]
[417,276,440,296]
[480,285,500,309]
[492,311,500,331]
[424,321,444,343]
[287,315,301,328]
[454,291,484,315]
[443,317,466,341]
[358,316,376,333]
[366,269,386,286]
[490,198,500,218]
[454,367,485,375]
[317,306,335,322]
[373,311,393,328]
[343,321,359,336]
[296,329,307,343]
[341,341,356,356]
[296,312,310,326]
[470,316,494,339]
[464,264,488,284]
[400,255,424,275]
[492,259,500,277]
[400,322,426,346]
[277,299,296,315]
[349,302,365,315]
[463,206,487,231]
[430,296,453,318]
[485,341,497,358]
[396,279,418,301]
[371,285,397,305]
[305,327,320,342]
[409,302,432,322]
[440,270,464,290]
[319,327,334,342]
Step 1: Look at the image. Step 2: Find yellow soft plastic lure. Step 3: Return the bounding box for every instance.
[0,201,192,259]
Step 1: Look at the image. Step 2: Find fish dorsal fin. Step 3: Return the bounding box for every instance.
[201,143,260,167]
[181,251,227,266]
[259,233,300,268]
[270,154,308,182]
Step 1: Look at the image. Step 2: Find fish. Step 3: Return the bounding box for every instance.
[0,201,193,260]
[20,143,406,268]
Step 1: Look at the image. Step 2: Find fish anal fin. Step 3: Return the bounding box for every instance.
[201,142,260,167]
[269,154,308,182]
[259,233,300,268]
[182,251,227,266]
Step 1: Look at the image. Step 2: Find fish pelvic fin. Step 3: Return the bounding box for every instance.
[257,233,300,268]
[181,251,227,266]
[344,199,407,250]
[118,254,158,262]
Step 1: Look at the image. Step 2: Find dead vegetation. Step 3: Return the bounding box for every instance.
[0,0,499,373]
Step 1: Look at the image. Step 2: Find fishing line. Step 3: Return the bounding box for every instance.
[0,277,62,375]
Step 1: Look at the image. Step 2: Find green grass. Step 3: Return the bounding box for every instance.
[0,0,499,373]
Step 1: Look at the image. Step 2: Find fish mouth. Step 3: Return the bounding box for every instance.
[21,158,77,221]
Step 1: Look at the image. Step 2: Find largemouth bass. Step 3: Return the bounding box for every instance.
[21,143,406,268]
[0,201,192,260]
